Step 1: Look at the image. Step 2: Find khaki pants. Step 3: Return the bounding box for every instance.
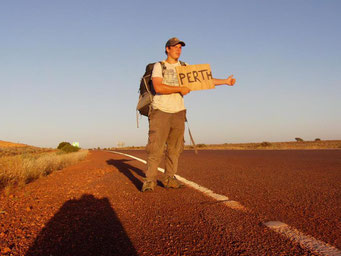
[146,109,186,181]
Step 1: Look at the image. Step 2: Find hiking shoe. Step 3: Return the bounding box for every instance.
[141,180,156,192]
[162,176,184,189]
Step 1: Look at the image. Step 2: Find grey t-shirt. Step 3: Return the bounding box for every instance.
[151,61,186,113]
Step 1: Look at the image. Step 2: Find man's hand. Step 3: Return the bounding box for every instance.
[213,75,236,86]
[179,87,190,96]
[226,75,236,86]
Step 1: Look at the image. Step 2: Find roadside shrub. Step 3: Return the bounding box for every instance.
[57,141,80,153]
[57,142,71,150]
[60,144,80,153]
[315,138,321,141]
[295,137,304,142]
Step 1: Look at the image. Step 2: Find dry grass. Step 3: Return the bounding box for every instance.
[0,150,88,191]
[0,140,55,158]
[111,140,341,151]
[0,146,54,157]
[184,140,341,150]
[0,140,28,148]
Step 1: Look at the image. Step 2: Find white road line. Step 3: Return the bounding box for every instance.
[111,151,247,211]
[109,151,341,256]
[264,221,341,256]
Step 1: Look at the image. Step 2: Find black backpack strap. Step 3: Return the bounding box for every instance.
[159,61,167,77]
[159,61,185,78]
[180,61,186,66]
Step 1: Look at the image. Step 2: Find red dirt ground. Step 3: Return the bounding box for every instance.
[1,150,333,255]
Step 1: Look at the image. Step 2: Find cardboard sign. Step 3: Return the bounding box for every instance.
[176,64,215,91]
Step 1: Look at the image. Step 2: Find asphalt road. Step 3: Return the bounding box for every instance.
[1,149,340,255]
[116,149,341,255]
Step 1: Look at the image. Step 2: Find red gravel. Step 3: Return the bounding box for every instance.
[1,150,334,255]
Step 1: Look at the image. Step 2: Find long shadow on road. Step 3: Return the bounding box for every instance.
[106,159,146,191]
[25,194,137,256]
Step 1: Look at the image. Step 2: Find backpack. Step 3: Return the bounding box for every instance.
[136,61,186,118]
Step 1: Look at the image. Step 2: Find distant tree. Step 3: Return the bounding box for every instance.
[60,143,80,153]
[315,138,321,141]
[295,137,304,142]
[57,142,71,149]
[57,142,80,153]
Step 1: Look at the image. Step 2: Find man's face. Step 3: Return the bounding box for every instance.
[167,44,182,59]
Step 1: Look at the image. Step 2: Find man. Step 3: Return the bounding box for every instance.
[142,37,235,192]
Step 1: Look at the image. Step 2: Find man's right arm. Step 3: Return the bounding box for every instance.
[151,62,190,96]
[152,77,190,96]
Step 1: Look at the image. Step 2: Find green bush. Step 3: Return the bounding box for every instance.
[60,144,80,153]
[57,142,71,149]
[57,142,80,153]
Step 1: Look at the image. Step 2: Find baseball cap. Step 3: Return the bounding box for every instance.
[165,37,186,47]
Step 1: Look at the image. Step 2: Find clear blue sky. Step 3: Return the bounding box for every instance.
[1,0,340,148]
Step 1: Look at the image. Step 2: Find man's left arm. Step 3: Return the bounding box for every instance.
[213,75,236,86]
